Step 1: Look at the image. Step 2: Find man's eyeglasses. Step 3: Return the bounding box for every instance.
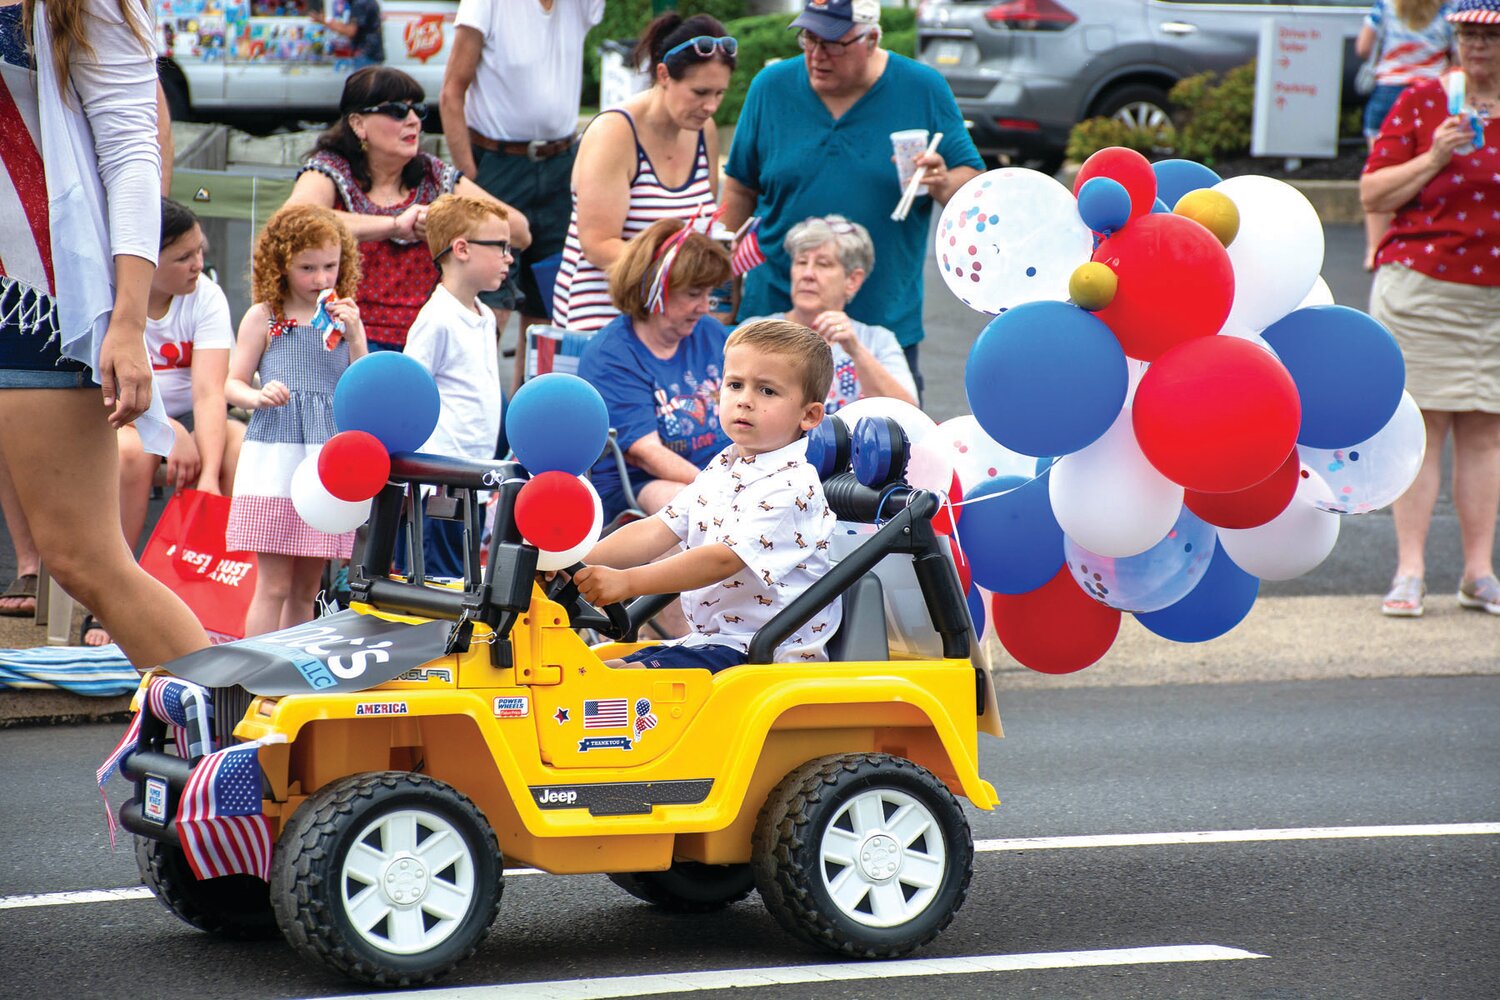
[798,29,873,55]
[355,101,428,121]
[1457,29,1500,45]
[662,35,738,62]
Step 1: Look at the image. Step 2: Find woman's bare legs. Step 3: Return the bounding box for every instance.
[0,455,39,614]
[116,424,161,549]
[0,389,207,667]
[1391,409,1452,581]
[1450,410,1500,586]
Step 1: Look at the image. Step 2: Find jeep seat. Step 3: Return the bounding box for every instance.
[824,574,888,662]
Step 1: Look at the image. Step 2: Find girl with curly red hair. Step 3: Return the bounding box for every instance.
[225,205,368,635]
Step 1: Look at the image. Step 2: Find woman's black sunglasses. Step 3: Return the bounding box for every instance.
[356,101,428,121]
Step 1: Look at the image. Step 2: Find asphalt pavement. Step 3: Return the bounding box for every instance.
[1,677,1494,999]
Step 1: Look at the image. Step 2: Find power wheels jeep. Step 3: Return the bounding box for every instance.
[114,451,1002,987]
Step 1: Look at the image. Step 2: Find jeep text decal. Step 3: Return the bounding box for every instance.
[528,779,714,816]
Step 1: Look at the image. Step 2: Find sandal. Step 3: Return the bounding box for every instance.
[0,573,37,617]
[1458,575,1500,616]
[79,612,112,647]
[1382,575,1425,618]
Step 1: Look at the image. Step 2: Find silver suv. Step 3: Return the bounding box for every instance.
[917,0,1368,174]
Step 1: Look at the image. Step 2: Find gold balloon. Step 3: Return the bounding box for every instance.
[1173,189,1240,248]
[1069,262,1118,311]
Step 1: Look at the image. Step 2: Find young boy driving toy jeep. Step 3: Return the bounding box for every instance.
[574,319,843,671]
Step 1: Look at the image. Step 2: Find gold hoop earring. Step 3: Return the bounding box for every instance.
[359,137,368,152]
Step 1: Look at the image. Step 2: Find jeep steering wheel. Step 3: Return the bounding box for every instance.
[545,562,632,641]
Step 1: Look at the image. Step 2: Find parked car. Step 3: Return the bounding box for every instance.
[155,0,456,126]
[916,0,1369,173]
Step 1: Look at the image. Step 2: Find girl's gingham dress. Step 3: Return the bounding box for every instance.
[226,319,354,558]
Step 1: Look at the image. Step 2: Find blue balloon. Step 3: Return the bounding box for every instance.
[1150,197,1171,214]
[966,584,986,637]
[965,301,1128,458]
[1034,455,1056,476]
[506,373,610,475]
[333,352,441,453]
[1077,177,1132,234]
[1135,540,1260,643]
[1151,159,1222,211]
[959,472,1064,595]
[1261,305,1406,449]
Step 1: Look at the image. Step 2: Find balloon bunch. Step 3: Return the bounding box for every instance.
[293,352,441,534]
[933,147,1425,674]
[504,373,610,570]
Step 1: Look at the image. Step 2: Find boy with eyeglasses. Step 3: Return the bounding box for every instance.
[402,194,513,578]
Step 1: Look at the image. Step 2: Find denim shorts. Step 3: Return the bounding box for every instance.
[620,642,748,673]
[0,303,94,389]
[1364,84,1406,138]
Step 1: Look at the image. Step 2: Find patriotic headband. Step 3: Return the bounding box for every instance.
[643,204,728,315]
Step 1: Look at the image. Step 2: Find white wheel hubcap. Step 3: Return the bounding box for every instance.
[341,808,476,955]
[819,787,947,928]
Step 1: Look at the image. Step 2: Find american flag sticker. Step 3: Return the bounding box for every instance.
[583,698,629,730]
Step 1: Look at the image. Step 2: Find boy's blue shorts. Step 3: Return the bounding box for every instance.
[620,643,747,674]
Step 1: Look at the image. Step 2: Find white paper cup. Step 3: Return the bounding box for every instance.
[891,129,929,189]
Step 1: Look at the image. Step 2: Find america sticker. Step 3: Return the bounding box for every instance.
[355,701,408,716]
[493,696,530,719]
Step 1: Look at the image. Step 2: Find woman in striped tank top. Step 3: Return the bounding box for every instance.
[551,12,736,331]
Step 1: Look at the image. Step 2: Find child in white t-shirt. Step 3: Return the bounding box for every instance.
[403,193,512,578]
[575,319,842,670]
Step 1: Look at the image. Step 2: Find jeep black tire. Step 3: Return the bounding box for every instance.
[608,862,756,913]
[270,772,502,987]
[752,753,972,958]
[136,836,278,940]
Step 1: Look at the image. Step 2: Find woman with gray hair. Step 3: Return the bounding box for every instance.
[738,214,917,412]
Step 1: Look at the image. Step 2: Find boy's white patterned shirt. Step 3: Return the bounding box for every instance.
[659,438,842,662]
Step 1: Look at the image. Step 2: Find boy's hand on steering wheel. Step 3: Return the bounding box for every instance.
[573,565,632,607]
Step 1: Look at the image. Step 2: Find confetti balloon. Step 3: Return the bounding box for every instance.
[936,168,1094,315]
[1065,506,1216,613]
[1298,390,1426,514]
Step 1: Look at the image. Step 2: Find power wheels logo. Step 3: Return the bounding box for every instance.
[404,14,444,63]
[493,696,529,719]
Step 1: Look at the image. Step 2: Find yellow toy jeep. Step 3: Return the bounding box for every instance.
[114,452,1002,987]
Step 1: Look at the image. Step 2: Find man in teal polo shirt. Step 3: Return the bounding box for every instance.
[721,0,984,398]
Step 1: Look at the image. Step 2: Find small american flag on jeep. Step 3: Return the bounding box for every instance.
[583,698,629,730]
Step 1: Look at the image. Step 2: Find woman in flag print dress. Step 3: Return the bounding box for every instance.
[225,205,367,637]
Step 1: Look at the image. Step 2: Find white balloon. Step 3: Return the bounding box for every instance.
[1214,175,1325,333]
[1124,358,1150,407]
[935,168,1094,315]
[1298,390,1426,514]
[921,415,1037,494]
[1297,275,1335,309]
[1218,466,1340,580]
[535,476,604,572]
[833,395,938,453]
[291,453,371,534]
[1049,407,1184,557]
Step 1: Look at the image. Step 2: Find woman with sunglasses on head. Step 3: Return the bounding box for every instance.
[551,13,735,333]
[285,66,530,351]
[1361,0,1500,618]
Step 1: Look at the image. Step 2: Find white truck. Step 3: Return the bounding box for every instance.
[155,0,458,124]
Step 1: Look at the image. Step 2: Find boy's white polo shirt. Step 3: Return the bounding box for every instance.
[659,438,842,662]
[404,284,501,461]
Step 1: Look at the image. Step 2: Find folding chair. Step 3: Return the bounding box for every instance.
[523,325,645,523]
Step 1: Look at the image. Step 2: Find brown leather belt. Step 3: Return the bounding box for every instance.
[469,129,576,160]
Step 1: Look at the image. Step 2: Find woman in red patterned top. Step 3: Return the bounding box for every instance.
[285,66,531,350]
[1361,0,1500,617]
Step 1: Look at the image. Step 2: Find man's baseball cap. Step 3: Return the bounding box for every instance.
[791,0,881,41]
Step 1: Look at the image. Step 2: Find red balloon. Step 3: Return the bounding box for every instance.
[991,566,1120,674]
[1074,147,1157,221]
[950,535,972,594]
[932,471,964,536]
[1092,214,1234,361]
[317,430,391,502]
[1185,447,1300,529]
[515,472,595,552]
[1133,337,1302,495]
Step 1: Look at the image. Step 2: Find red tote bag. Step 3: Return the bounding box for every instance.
[138,488,258,641]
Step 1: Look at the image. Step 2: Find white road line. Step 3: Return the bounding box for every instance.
[324,946,1266,1000]
[4,822,1494,912]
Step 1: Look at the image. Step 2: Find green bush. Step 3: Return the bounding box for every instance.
[584,6,918,128]
[1169,62,1255,164]
[1065,116,1165,162]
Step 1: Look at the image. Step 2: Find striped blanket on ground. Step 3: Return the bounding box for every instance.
[0,644,137,696]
